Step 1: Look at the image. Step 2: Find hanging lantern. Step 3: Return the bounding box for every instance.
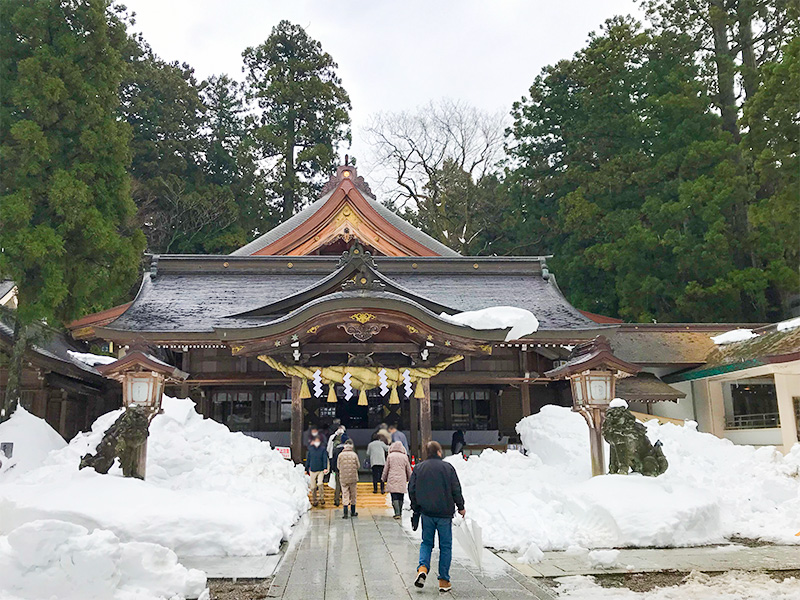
[327,384,337,403]
[358,388,368,406]
[414,379,425,399]
[299,378,311,400]
[389,385,400,405]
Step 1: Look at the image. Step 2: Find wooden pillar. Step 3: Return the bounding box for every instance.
[585,407,606,477]
[410,390,420,462]
[291,376,303,464]
[420,378,432,458]
[521,383,532,418]
[774,373,800,453]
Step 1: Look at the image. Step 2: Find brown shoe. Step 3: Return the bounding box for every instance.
[438,579,451,593]
[414,566,428,588]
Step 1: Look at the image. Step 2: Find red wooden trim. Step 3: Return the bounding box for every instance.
[251,180,443,257]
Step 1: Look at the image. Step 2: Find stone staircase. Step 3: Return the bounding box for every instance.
[309,481,390,509]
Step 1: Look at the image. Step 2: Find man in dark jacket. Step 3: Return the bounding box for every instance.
[408,441,465,593]
[305,436,328,506]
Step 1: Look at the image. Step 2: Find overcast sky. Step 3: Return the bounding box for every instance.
[125,0,642,179]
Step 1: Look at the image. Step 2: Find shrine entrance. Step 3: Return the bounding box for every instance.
[214,244,509,462]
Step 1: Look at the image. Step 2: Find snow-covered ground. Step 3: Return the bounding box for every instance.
[0,520,208,600]
[0,397,309,557]
[555,571,800,599]
[446,406,800,558]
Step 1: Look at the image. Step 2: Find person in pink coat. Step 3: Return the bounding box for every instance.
[382,441,412,519]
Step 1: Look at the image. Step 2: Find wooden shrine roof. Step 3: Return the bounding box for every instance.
[97,253,602,341]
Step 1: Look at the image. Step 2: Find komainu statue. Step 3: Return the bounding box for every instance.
[80,407,150,479]
[602,402,668,477]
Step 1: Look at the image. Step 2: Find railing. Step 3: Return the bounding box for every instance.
[726,412,781,430]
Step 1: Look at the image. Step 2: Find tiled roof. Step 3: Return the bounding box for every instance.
[104,255,597,334]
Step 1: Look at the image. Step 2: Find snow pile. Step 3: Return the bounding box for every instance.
[0,406,66,477]
[777,317,800,332]
[0,397,309,556]
[441,306,539,341]
[555,571,800,599]
[67,350,118,366]
[446,406,800,557]
[0,520,207,600]
[608,398,628,409]
[710,328,758,344]
[587,549,620,569]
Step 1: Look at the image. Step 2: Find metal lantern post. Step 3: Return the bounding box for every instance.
[97,351,188,478]
[546,337,640,477]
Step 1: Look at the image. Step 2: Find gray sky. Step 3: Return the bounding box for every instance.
[125,0,641,179]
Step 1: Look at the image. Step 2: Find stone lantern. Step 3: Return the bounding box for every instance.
[97,351,188,478]
[546,336,640,477]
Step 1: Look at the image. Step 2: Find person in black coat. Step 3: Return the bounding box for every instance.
[408,441,465,593]
[451,430,466,455]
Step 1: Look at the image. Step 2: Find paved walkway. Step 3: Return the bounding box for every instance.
[500,544,800,578]
[268,507,555,600]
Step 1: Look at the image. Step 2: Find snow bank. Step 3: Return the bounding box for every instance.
[710,328,758,344]
[555,571,800,599]
[441,306,539,341]
[446,406,800,556]
[0,397,309,556]
[0,406,66,477]
[0,520,207,600]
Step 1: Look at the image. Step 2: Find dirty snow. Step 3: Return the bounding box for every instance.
[555,571,800,599]
[0,396,309,556]
[0,519,208,600]
[441,306,539,341]
[710,329,758,344]
[445,406,800,559]
[0,405,66,477]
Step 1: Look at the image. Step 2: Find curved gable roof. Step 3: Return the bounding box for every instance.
[230,167,459,258]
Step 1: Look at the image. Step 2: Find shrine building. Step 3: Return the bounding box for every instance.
[63,165,722,461]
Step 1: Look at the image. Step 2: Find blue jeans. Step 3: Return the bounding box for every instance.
[418,515,453,582]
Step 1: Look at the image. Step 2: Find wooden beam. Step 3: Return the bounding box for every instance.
[302,343,419,354]
[291,376,303,464]
[420,378,432,458]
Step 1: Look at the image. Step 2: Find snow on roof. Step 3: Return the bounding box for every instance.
[777,317,800,332]
[440,306,539,341]
[67,351,117,367]
[710,328,759,345]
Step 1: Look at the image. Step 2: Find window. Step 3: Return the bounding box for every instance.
[431,388,445,429]
[213,390,253,431]
[262,389,291,426]
[450,389,491,430]
[725,382,780,429]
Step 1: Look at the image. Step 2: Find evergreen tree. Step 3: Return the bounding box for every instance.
[121,39,244,253]
[0,0,145,417]
[243,20,351,221]
[740,37,800,313]
[506,18,789,322]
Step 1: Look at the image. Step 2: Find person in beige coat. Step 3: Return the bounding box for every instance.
[382,441,412,519]
[336,440,360,518]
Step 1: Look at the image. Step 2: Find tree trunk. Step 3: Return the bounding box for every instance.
[1,316,26,422]
[282,102,296,221]
[737,0,759,101]
[709,0,740,141]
